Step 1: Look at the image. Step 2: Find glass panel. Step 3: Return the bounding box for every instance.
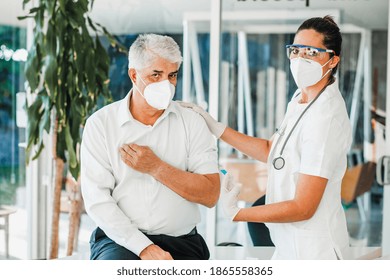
[372,31,387,113]
[0,24,27,259]
[217,32,295,247]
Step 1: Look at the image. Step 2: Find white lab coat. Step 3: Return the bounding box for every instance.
[265,81,352,260]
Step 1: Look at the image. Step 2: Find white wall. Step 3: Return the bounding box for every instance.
[2,0,388,33]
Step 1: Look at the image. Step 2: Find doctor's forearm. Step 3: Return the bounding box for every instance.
[220,127,271,162]
[151,161,220,208]
[233,200,315,223]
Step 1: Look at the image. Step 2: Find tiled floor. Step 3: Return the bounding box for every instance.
[0,193,384,260]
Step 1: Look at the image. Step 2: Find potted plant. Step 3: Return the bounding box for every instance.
[19,0,125,258]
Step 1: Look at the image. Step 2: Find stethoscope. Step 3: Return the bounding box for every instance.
[272,83,330,170]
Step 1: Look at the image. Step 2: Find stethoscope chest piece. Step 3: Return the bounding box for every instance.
[273,156,285,170]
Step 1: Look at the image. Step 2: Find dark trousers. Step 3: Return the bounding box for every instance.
[90,227,210,260]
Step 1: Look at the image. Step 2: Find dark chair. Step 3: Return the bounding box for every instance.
[217,242,243,246]
[247,195,274,246]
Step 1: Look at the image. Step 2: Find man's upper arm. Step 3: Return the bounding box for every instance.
[186,113,219,175]
[80,116,115,209]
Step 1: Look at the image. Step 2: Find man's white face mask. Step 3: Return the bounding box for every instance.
[290,57,332,89]
[133,72,175,110]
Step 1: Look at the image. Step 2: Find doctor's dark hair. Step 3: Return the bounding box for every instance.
[297,15,342,76]
[128,34,183,70]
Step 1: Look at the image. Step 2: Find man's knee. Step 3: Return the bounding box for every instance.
[93,243,139,260]
[90,232,140,260]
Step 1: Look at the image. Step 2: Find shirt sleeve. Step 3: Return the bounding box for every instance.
[299,113,347,179]
[80,115,153,256]
[186,113,219,174]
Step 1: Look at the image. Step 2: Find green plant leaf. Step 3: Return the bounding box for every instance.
[25,45,40,91]
[46,20,57,55]
[34,4,45,31]
[59,0,66,13]
[43,0,55,17]
[87,16,97,32]
[17,15,34,20]
[31,143,45,161]
[64,125,77,169]
[25,91,51,163]
[39,95,52,138]
[23,0,31,9]
[73,33,85,74]
[103,28,127,53]
[85,49,96,91]
[56,127,66,161]
[25,96,43,162]
[20,0,118,179]
[29,6,44,14]
[95,36,109,72]
[43,54,58,98]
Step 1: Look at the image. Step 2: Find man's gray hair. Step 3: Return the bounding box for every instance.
[128,34,183,70]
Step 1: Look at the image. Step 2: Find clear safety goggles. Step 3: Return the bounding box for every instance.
[286,44,335,60]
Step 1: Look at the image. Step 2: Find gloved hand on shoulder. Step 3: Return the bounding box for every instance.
[178,101,227,138]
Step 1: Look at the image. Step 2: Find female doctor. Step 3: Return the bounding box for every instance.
[181,16,352,259]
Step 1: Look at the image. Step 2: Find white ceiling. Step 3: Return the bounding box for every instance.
[2,0,389,33]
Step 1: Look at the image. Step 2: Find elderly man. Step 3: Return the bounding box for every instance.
[80,34,220,260]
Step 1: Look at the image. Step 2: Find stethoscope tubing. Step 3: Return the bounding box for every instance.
[272,82,330,170]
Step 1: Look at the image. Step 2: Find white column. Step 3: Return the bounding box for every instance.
[256,70,266,137]
[238,32,254,137]
[25,0,50,259]
[362,30,372,219]
[382,2,390,257]
[267,67,276,135]
[237,35,245,134]
[349,33,365,148]
[182,20,191,101]
[275,69,287,130]
[206,0,221,254]
[363,30,373,161]
[189,24,206,107]
[208,0,221,119]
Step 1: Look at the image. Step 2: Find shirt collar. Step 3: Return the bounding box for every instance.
[117,89,179,127]
[117,90,134,127]
[292,77,339,100]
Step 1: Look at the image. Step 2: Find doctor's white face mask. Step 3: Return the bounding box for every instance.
[290,57,332,89]
[133,72,175,110]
